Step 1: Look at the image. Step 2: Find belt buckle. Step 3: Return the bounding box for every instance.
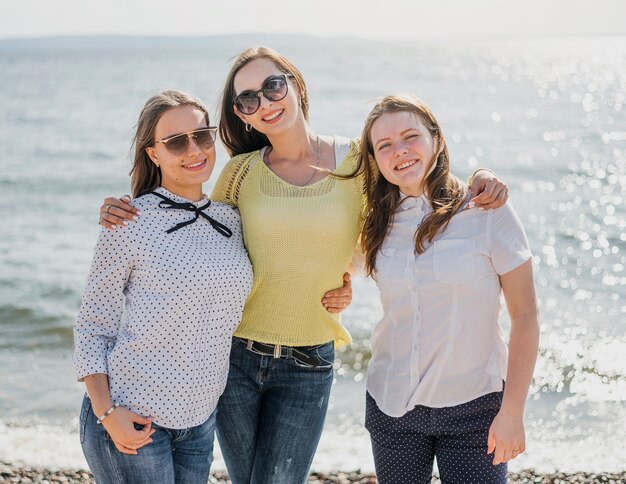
[246,339,282,359]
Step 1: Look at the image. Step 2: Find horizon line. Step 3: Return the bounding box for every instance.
[1,32,625,43]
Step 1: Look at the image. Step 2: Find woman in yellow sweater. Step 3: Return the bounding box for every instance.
[99,46,508,484]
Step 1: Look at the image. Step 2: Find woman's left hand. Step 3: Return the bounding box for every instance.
[468,170,509,210]
[322,273,352,313]
[487,410,526,465]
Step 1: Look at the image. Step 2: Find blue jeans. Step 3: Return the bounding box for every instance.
[366,390,507,484]
[80,395,217,484]
[216,338,335,484]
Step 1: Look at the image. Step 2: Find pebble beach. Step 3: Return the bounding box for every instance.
[2,463,626,484]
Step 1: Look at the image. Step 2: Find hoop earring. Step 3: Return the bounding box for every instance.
[245,123,252,132]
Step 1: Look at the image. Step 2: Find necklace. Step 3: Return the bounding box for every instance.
[266,135,321,187]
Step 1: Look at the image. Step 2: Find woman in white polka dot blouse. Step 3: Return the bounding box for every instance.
[356,95,540,483]
[73,90,253,484]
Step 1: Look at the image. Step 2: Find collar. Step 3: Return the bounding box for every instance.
[154,186,209,207]
[397,191,430,212]
[150,189,232,237]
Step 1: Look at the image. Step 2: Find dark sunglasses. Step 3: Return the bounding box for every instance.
[234,74,293,115]
[154,127,217,156]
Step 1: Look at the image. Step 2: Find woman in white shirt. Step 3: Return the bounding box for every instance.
[356,94,539,483]
[74,90,253,484]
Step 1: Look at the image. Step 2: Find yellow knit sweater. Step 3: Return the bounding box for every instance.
[210,139,365,347]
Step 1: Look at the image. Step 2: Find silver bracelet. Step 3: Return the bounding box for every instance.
[96,402,120,424]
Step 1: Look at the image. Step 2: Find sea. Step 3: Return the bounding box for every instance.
[0,34,624,473]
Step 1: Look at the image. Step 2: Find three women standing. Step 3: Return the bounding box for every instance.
[91,47,512,483]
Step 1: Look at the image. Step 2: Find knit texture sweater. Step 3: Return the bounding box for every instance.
[211,138,366,347]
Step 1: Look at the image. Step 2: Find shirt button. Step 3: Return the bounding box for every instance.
[413,345,418,350]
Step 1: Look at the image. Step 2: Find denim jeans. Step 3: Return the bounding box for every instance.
[216,338,335,484]
[79,395,217,484]
[366,390,507,484]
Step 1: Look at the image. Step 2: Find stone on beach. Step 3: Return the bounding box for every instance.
[1,463,626,483]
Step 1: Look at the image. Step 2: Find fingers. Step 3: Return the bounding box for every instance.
[99,195,140,230]
[135,414,153,425]
[487,428,496,455]
[492,444,506,465]
[100,212,132,230]
[474,185,508,210]
[502,445,514,464]
[324,284,351,297]
[132,415,154,438]
[491,439,524,465]
[326,307,343,314]
[511,440,526,460]
[322,298,350,312]
[127,431,155,450]
[114,441,138,455]
[114,427,155,452]
[322,295,351,312]
[470,178,497,204]
[470,185,509,210]
[322,277,353,313]
[103,195,137,213]
[138,423,154,438]
[469,181,509,210]
[322,295,348,311]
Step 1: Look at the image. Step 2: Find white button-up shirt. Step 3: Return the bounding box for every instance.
[366,195,531,417]
[74,187,253,429]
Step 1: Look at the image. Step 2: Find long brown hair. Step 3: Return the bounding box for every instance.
[219,46,310,157]
[359,94,467,277]
[130,90,210,198]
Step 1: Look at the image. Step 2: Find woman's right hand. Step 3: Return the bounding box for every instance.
[101,406,156,455]
[99,195,140,230]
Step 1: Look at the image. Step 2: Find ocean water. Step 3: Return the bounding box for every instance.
[0,35,624,472]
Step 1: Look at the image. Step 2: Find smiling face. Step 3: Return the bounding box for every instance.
[145,105,215,200]
[232,57,303,136]
[370,111,439,197]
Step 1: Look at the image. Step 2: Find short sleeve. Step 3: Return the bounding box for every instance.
[349,236,366,275]
[73,227,134,381]
[489,201,532,275]
[342,138,369,223]
[210,152,257,207]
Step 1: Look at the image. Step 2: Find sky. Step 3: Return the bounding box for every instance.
[2,0,625,40]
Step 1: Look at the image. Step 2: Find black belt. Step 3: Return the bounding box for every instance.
[237,338,324,367]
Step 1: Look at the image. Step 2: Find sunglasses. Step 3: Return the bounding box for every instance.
[234,74,293,115]
[154,127,217,156]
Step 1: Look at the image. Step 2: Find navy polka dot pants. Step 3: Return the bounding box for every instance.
[365,391,507,484]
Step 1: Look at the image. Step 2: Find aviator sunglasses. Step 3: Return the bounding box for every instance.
[154,127,218,156]
[234,74,294,115]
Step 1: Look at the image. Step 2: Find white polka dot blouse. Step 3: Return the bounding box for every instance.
[73,187,253,429]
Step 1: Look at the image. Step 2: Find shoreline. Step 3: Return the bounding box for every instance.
[1,463,625,483]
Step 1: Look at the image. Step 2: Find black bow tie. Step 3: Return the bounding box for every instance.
[150,191,233,238]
